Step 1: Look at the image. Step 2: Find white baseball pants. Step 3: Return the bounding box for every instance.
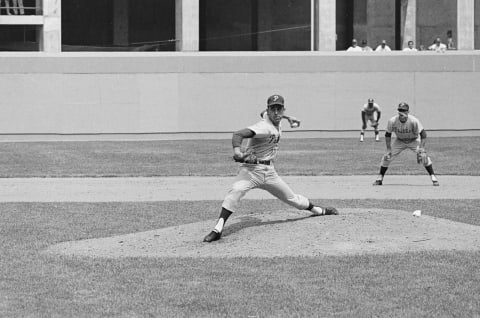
[222,164,310,213]
[381,138,432,167]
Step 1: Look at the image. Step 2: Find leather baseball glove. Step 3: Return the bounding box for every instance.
[371,120,378,128]
[416,147,428,165]
[234,150,257,163]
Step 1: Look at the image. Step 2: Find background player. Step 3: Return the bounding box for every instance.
[361,98,382,142]
[203,94,338,242]
[373,102,439,186]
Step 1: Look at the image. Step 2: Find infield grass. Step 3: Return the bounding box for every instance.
[0,136,478,177]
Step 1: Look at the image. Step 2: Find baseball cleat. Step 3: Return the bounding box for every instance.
[203,230,221,242]
[310,206,339,216]
[375,135,380,142]
[324,207,339,215]
[373,179,383,185]
[432,180,440,186]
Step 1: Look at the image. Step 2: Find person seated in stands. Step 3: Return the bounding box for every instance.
[428,38,447,53]
[375,40,392,52]
[361,39,373,52]
[402,40,418,52]
[346,39,362,52]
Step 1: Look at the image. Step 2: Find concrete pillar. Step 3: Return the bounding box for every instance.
[175,0,199,51]
[313,0,336,51]
[400,0,416,49]
[113,0,129,46]
[42,0,61,52]
[457,0,475,50]
[35,0,41,14]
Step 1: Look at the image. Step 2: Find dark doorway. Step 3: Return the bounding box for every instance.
[336,0,354,50]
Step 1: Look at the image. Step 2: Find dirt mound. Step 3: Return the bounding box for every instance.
[45,208,480,258]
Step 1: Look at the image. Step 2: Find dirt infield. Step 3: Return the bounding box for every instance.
[1,175,479,202]
[35,175,480,258]
[46,208,480,258]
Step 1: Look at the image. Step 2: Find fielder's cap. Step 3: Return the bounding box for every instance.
[397,102,409,112]
[368,98,374,103]
[267,94,285,107]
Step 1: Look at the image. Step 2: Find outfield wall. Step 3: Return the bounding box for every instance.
[0,52,479,138]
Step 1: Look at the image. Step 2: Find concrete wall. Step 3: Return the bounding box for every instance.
[0,51,479,137]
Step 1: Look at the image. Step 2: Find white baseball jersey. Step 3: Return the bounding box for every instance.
[222,114,310,213]
[386,114,423,141]
[381,114,432,167]
[362,103,381,119]
[245,116,281,161]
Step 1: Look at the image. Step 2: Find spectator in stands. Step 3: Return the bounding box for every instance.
[402,40,418,52]
[1,0,12,14]
[12,0,23,14]
[346,39,362,52]
[361,39,373,52]
[428,37,447,53]
[375,40,392,52]
[446,30,456,50]
[1,0,23,14]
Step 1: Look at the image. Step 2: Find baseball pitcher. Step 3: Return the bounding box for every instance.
[203,94,338,243]
[373,102,439,186]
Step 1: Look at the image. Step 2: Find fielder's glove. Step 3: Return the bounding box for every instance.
[371,121,378,128]
[233,151,257,163]
[416,147,428,165]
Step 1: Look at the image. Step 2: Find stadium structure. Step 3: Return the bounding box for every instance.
[0,0,479,140]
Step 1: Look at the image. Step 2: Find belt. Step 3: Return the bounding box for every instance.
[257,160,272,165]
[246,159,273,165]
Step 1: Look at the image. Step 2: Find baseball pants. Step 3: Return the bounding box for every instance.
[380,138,432,167]
[362,115,379,133]
[222,164,310,213]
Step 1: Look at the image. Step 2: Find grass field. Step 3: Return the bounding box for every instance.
[0,137,478,177]
[0,137,479,317]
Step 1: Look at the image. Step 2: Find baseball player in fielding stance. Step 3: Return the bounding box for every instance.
[361,98,381,142]
[373,102,439,186]
[203,94,338,243]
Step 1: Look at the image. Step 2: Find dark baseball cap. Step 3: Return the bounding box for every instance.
[397,102,409,112]
[267,94,285,107]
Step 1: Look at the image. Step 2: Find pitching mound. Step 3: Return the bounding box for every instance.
[45,208,480,258]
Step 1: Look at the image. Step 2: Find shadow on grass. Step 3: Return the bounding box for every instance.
[222,214,313,238]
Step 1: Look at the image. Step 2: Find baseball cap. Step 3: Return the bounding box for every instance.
[267,94,285,107]
[397,102,409,112]
[368,98,374,103]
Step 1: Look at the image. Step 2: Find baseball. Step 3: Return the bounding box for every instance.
[412,210,422,217]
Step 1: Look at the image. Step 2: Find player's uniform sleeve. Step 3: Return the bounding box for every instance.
[415,118,424,135]
[248,120,272,138]
[386,117,394,134]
